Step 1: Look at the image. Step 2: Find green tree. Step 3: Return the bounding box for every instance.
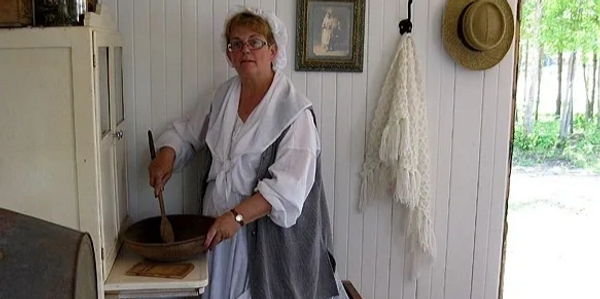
[540,0,569,118]
[540,0,599,138]
[518,0,536,126]
[521,0,542,134]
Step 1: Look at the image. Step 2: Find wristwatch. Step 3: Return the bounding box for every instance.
[230,208,245,226]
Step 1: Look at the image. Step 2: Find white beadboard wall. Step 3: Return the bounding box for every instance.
[100,0,517,298]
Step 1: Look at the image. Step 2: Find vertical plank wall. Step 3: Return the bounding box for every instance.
[101,0,517,298]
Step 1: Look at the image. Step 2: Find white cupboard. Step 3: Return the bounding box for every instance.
[0,6,127,296]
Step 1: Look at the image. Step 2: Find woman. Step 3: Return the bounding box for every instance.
[148,6,349,299]
[321,7,338,51]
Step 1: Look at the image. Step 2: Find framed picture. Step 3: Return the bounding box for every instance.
[295,0,365,72]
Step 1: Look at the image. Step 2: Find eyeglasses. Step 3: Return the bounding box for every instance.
[227,38,269,52]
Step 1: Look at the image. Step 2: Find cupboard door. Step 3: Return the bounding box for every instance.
[114,46,128,228]
[97,45,118,279]
[98,47,111,136]
[95,31,127,280]
[99,133,117,278]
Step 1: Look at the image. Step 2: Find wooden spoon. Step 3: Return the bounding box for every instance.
[148,130,175,244]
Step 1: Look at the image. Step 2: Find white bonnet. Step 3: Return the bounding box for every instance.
[221,5,288,71]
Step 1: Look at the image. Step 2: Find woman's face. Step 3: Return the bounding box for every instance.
[226,26,277,78]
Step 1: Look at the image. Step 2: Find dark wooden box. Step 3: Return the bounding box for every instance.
[0,0,33,27]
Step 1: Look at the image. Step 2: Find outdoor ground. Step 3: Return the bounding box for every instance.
[503,166,600,299]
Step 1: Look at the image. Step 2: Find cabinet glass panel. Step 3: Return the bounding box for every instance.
[98,47,111,136]
[115,47,124,125]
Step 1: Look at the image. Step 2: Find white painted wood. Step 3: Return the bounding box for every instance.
[116,129,129,228]
[259,0,275,18]
[213,0,228,87]
[98,42,119,278]
[150,0,166,134]
[193,0,213,215]
[0,47,79,229]
[346,52,368,296]
[0,14,127,298]
[334,73,352,279]
[292,65,308,100]
[226,0,242,79]
[416,0,444,296]
[390,205,408,299]
[321,72,337,242]
[90,27,127,285]
[306,73,323,130]
[481,6,518,299]
[485,6,518,297]
[372,71,391,299]
[150,0,179,217]
[430,41,457,299]
[74,28,108,298]
[164,0,184,214]
[229,0,245,14]
[95,20,127,284]
[245,0,259,9]
[276,1,293,77]
[114,46,129,230]
[471,65,500,299]
[99,133,118,275]
[86,4,119,30]
[111,44,129,275]
[444,69,485,299]
[363,0,384,297]
[118,0,139,226]
[105,289,203,299]
[180,0,197,216]
[132,0,154,221]
[101,0,119,28]
[116,1,519,298]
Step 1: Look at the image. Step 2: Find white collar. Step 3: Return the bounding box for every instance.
[205,71,311,163]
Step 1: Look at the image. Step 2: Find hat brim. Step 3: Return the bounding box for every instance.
[442,0,515,70]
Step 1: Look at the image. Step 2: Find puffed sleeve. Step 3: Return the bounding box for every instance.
[155,100,210,172]
[256,109,320,228]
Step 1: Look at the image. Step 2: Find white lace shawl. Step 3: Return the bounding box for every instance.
[359,33,436,279]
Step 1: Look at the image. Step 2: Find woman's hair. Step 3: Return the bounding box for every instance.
[226,12,276,46]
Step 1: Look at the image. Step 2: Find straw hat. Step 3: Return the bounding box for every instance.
[442,0,515,70]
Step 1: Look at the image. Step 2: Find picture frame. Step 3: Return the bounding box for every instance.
[295,0,365,72]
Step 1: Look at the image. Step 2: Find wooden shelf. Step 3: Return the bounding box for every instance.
[104,245,208,298]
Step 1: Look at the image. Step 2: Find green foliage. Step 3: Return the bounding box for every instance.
[513,119,561,165]
[512,114,600,169]
[536,0,600,55]
[561,114,600,166]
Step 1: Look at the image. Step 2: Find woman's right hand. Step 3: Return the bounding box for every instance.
[148,147,176,197]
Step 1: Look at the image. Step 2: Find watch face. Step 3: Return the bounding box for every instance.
[235,214,243,222]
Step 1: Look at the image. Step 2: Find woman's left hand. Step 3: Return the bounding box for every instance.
[204,211,241,250]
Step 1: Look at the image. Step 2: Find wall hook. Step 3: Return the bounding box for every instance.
[399,0,413,35]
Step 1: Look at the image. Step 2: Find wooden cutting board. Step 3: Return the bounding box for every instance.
[125,261,195,279]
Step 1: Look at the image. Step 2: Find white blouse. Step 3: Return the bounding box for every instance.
[156,96,320,228]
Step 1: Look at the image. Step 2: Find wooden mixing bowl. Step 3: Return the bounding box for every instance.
[122,214,215,262]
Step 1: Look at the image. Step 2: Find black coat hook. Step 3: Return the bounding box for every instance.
[399,0,413,35]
